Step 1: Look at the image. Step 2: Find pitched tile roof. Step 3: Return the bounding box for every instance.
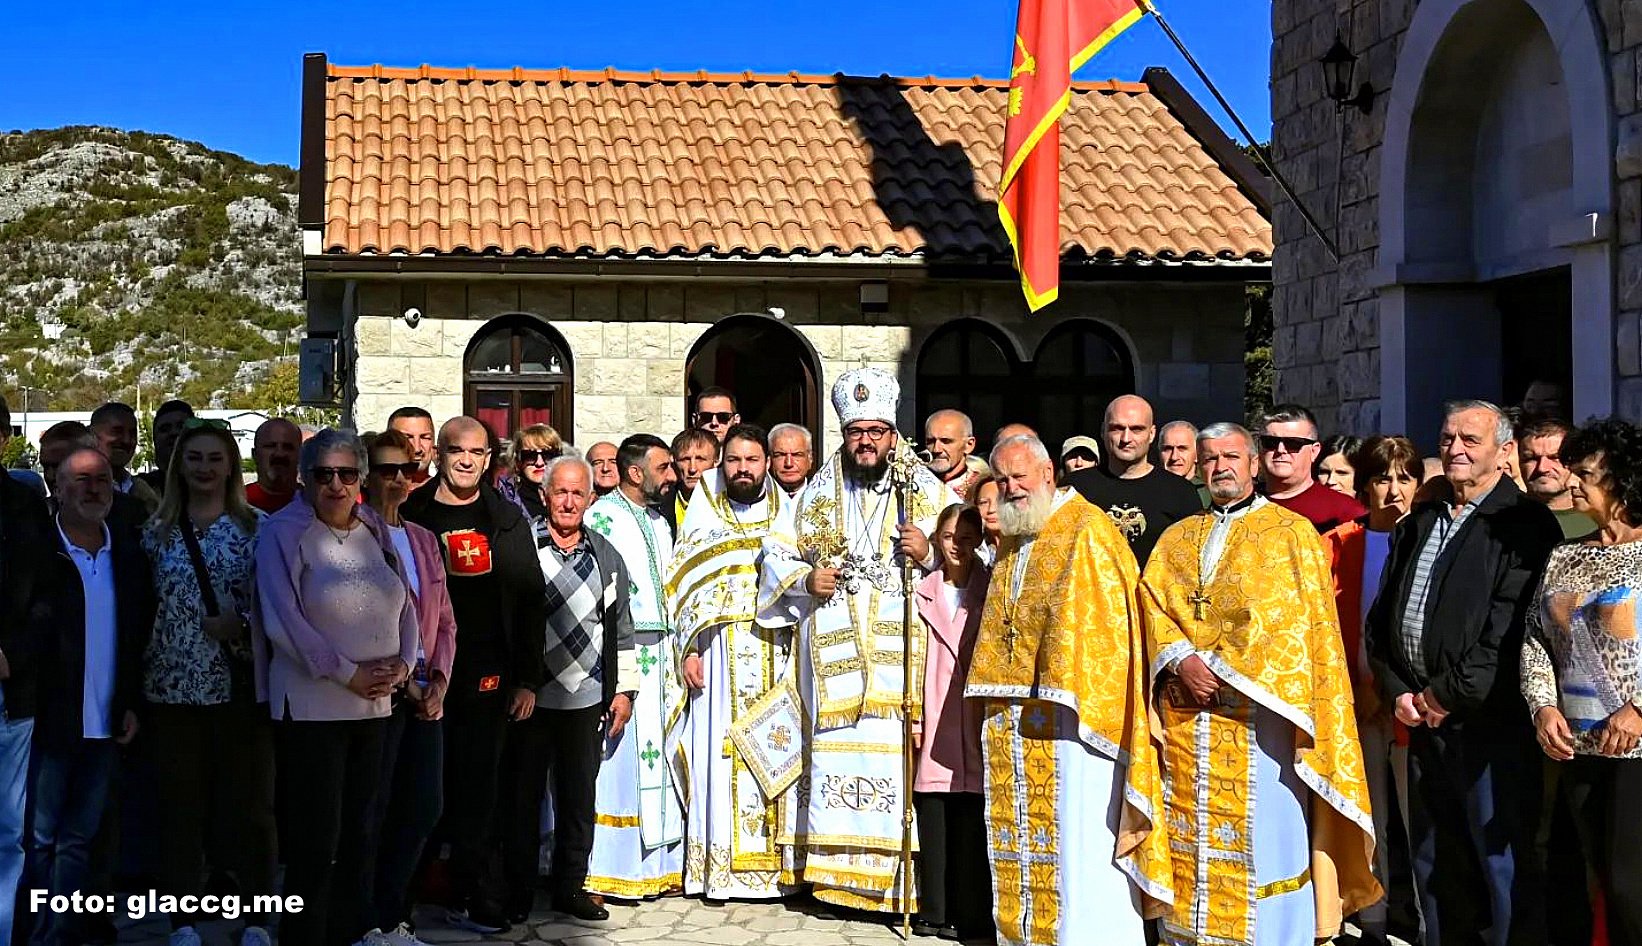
[319,64,1271,263]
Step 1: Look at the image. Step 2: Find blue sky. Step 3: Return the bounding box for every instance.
[3,1,1272,167]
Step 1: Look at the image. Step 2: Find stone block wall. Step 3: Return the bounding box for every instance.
[343,275,1249,454]
[1270,0,1636,432]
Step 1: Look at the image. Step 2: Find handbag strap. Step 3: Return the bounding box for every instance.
[179,518,221,617]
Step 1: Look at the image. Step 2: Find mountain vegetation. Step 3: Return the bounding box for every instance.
[0,126,303,412]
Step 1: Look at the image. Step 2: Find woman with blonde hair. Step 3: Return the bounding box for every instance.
[141,419,277,946]
[500,423,566,536]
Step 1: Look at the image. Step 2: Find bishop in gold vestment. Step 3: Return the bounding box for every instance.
[965,436,1172,946]
[1140,424,1377,946]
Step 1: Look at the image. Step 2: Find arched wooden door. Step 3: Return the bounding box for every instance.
[463,314,574,444]
[1032,320,1134,451]
[684,314,820,441]
[915,319,1023,449]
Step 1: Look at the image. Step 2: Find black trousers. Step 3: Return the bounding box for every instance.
[913,791,992,935]
[365,699,443,932]
[439,690,509,907]
[1407,720,1545,946]
[149,699,277,929]
[1354,714,1420,944]
[502,704,605,903]
[275,716,388,946]
[1559,754,1642,946]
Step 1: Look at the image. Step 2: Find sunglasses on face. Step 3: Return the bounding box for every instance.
[370,461,420,480]
[1259,435,1317,454]
[311,467,361,486]
[517,449,558,464]
[182,417,229,431]
[694,411,734,426]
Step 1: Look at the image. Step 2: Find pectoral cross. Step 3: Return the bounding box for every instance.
[1188,587,1211,622]
[1002,613,1018,659]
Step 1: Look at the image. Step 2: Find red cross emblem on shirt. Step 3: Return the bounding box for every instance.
[442,529,493,576]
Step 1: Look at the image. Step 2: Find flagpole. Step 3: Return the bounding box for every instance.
[1133,0,1342,263]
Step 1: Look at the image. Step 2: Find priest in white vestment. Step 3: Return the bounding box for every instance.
[583,434,685,898]
[666,426,798,900]
[756,368,958,912]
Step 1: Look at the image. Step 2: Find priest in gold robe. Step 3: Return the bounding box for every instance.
[965,434,1172,946]
[1140,422,1378,946]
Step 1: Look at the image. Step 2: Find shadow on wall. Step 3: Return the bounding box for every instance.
[834,77,1014,440]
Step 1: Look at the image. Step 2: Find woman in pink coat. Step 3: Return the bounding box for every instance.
[911,503,992,941]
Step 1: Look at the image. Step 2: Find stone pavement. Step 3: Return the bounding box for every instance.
[123,894,1401,945]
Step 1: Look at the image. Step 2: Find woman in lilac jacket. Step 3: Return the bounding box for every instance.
[254,428,418,946]
[360,428,458,946]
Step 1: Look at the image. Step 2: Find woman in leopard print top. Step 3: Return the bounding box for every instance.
[1521,418,1642,943]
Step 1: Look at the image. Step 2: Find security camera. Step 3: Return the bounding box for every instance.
[403,307,422,328]
[768,307,786,320]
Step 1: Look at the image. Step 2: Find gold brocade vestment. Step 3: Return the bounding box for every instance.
[1140,500,1379,945]
[965,493,1173,943]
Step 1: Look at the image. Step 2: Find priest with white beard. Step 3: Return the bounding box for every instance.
[756,368,958,912]
[964,435,1172,945]
[665,424,799,900]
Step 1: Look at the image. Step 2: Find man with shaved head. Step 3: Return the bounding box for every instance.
[246,417,302,513]
[923,409,989,501]
[401,416,547,934]
[1065,395,1202,565]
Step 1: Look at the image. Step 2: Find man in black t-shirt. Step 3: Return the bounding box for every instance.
[401,416,547,935]
[1065,394,1202,566]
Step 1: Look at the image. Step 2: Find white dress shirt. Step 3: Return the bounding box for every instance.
[56,518,117,740]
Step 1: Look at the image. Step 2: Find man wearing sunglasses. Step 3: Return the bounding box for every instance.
[400,417,547,935]
[1257,404,1365,533]
[690,387,740,444]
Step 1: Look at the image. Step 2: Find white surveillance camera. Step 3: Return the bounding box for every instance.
[403,307,422,328]
[768,307,786,320]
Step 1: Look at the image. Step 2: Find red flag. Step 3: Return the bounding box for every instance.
[1000,0,1145,311]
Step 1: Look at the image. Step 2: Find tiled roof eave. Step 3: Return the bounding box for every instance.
[310,246,1270,266]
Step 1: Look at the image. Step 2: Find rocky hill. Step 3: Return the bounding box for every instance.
[0,126,303,410]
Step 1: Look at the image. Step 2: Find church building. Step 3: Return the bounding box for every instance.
[297,54,1272,452]
[1266,0,1622,437]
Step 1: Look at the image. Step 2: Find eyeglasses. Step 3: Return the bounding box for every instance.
[1259,435,1317,454]
[517,449,559,465]
[370,461,420,480]
[694,411,735,426]
[311,466,361,486]
[182,417,229,431]
[843,425,894,442]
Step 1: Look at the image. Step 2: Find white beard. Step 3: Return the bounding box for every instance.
[997,485,1055,536]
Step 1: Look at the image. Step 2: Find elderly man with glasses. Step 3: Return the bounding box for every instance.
[1257,404,1365,533]
[400,417,547,935]
[757,368,958,913]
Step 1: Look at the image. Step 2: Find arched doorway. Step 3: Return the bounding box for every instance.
[1378,0,1614,432]
[1032,320,1134,451]
[684,314,821,441]
[914,319,1024,448]
[463,314,574,444]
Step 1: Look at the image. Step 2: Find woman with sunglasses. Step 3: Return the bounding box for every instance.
[141,420,276,946]
[254,428,420,946]
[499,424,565,538]
[354,430,456,946]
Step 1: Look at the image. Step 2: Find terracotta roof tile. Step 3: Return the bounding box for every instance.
[321,64,1271,261]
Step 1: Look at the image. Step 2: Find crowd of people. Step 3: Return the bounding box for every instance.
[0,369,1631,946]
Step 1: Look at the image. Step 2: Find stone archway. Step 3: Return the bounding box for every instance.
[685,313,823,444]
[1376,0,1614,432]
